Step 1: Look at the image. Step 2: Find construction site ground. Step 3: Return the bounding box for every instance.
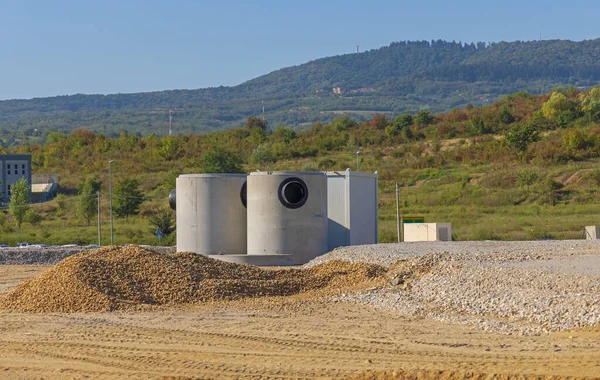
[1,265,599,380]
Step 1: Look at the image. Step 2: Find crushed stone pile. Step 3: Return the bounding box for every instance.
[0,245,385,313]
[321,241,600,335]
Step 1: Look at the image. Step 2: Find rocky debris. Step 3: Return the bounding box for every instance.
[309,241,600,335]
[305,240,600,268]
[0,245,383,313]
[0,246,94,265]
[0,245,176,265]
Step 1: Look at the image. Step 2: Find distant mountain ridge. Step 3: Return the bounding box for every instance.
[2,38,600,147]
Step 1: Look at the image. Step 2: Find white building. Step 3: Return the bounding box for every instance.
[0,154,32,204]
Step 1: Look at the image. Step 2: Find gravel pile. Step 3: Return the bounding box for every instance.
[0,245,384,313]
[308,240,600,335]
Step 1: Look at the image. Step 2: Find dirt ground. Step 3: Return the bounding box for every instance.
[1,265,599,379]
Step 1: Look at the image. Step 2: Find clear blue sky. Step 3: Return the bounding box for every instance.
[1,0,599,100]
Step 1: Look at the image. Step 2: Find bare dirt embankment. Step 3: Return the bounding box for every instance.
[0,242,599,379]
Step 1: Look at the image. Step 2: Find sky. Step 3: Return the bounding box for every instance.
[1,0,599,100]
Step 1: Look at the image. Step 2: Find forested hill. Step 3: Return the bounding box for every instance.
[2,38,600,147]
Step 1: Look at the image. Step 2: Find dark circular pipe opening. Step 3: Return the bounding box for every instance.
[168,189,176,210]
[278,177,308,209]
[240,181,247,208]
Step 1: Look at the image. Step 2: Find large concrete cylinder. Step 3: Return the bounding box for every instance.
[247,172,327,265]
[176,174,247,255]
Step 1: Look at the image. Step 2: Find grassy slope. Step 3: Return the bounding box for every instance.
[3,90,600,246]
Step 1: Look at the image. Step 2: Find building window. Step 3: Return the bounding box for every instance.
[22,170,25,175]
[22,164,25,169]
[7,164,10,169]
[7,169,10,175]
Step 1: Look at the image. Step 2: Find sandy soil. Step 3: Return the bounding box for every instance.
[1,265,599,379]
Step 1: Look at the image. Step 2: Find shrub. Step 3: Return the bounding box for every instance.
[516,168,540,192]
[317,158,337,170]
[199,147,244,173]
[25,209,43,226]
[250,143,275,165]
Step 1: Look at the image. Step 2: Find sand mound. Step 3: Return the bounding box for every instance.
[0,245,385,313]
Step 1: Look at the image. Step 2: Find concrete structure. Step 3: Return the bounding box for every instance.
[0,154,31,205]
[225,171,328,266]
[176,174,247,255]
[326,169,378,251]
[585,226,600,240]
[31,173,58,202]
[404,223,452,242]
[31,183,58,202]
[247,171,328,264]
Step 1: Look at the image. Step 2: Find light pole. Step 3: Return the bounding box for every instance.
[355,151,362,172]
[109,160,115,245]
[97,190,101,246]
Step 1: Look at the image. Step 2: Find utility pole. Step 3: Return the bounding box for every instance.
[169,109,173,136]
[109,160,115,245]
[396,183,401,243]
[261,101,265,121]
[97,190,101,246]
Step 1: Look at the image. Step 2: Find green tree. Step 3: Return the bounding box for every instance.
[498,106,515,124]
[250,143,275,165]
[9,177,30,229]
[393,114,413,129]
[415,110,433,126]
[244,116,268,131]
[248,126,267,145]
[401,125,414,140]
[562,128,594,153]
[155,136,182,161]
[579,86,600,122]
[271,126,296,144]
[77,176,102,225]
[199,147,244,173]
[385,124,400,138]
[46,131,67,144]
[148,209,176,237]
[331,116,356,132]
[468,116,488,136]
[113,178,144,218]
[504,123,540,152]
[541,91,579,126]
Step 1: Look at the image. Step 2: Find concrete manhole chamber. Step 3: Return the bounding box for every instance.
[175,173,247,255]
[247,171,328,265]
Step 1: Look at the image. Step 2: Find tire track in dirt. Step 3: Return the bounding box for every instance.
[4,319,597,380]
